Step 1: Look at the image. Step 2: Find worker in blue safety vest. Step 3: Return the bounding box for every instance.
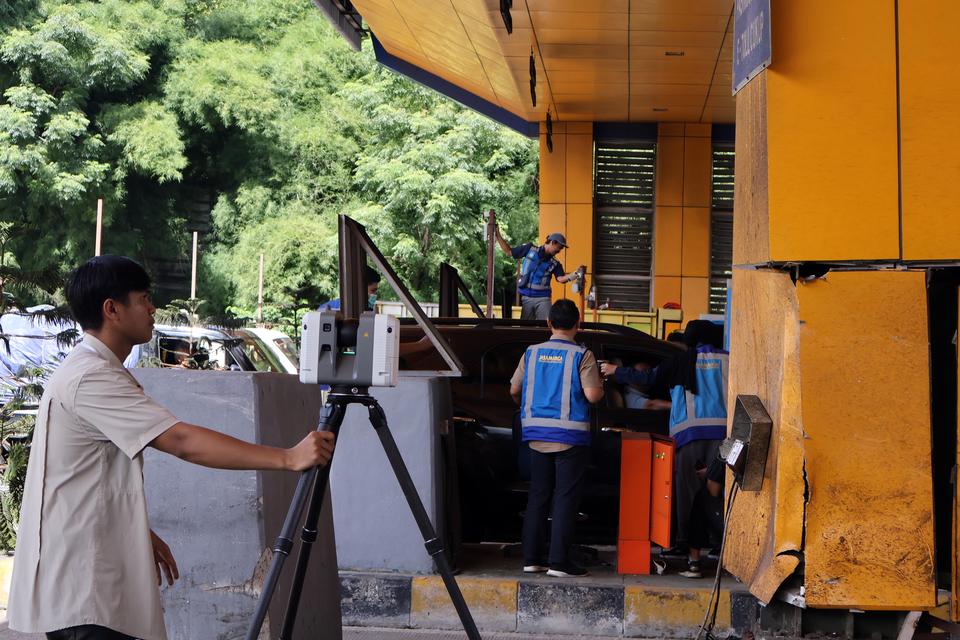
[496,229,580,320]
[509,299,604,577]
[601,320,728,578]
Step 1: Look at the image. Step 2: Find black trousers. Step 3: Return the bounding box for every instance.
[47,625,137,640]
[522,445,590,566]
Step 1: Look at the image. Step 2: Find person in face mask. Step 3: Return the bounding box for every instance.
[318,265,381,312]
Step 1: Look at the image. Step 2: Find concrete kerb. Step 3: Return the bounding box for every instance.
[341,571,751,638]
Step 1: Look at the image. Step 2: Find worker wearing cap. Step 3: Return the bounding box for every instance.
[496,230,578,320]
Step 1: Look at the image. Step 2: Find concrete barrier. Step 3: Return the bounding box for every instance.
[136,370,340,640]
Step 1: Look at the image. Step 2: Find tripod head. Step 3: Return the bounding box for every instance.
[299,310,400,388]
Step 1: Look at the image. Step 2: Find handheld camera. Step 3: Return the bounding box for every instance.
[299,311,400,387]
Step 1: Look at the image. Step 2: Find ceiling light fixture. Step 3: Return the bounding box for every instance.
[529,50,537,107]
[665,51,685,56]
[500,0,513,34]
[653,107,668,112]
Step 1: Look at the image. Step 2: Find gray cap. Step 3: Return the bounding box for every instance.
[546,232,568,248]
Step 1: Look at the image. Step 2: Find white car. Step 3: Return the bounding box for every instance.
[245,327,299,374]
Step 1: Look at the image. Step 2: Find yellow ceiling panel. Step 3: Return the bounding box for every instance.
[630,45,722,61]
[548,70,630,85]
[630,29,726,47]
[540,43,627,60]
[551,85,631,99]
[537,57,630,72]
[632,0,733,16]
[630,13,730,32]
[536,28,629,46]
[630,58,716,74]
[630,105,702,121]
[630,83,711,97]
[530,11,629,31]
[449,0,495,22]
[631,70,720,84]
[352,0,735,124]
[631,94,707,108]
[525,0,628,12]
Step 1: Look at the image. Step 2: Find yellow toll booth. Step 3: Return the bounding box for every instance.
[329,0,960,630]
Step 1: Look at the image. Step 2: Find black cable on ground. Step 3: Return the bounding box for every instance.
[696,482,740,640]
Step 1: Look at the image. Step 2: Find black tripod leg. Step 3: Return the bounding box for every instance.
[245,399,347,640]
[279,411,344,639]
[367,401,483,640]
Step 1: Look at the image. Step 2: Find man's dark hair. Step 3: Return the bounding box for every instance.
[364,265,381,284]
[66,255,152,330]
[549,299,580,330]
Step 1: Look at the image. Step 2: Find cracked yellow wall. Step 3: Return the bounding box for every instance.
[797,271,935,609]
[724,268,805,603]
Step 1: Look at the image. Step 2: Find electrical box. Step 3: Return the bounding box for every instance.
[720,395,772,491]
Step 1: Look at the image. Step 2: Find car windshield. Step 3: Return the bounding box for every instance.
[236,335,281,372]
[272,336,299,363]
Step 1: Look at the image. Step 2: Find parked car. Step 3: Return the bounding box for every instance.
[140,324,262,371]
[244,327,299,374]
[229,328,292,374]
[397,317,684,545]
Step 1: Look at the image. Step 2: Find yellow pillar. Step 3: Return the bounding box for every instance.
[725,0,950,611]
[538,122,594,301]
[653,123,712,325]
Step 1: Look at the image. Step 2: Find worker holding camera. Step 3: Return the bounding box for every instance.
[9,256,336,640]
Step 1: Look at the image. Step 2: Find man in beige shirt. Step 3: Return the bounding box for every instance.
[9,256,335,640]
[509,299,603,578]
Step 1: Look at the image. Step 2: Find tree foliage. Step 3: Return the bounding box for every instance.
[0,0,540,326]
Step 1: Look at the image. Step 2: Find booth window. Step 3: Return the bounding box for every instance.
[710,142,735,315]
[593,138,656,311]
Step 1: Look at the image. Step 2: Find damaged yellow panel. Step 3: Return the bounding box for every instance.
[799,270,935,610]
[723,268,805,603]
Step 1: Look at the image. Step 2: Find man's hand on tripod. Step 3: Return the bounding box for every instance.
[285,431,336,471]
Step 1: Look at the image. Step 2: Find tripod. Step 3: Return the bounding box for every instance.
[245,386,482,640]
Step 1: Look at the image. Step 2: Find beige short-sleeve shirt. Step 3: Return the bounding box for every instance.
[9,334,180,639]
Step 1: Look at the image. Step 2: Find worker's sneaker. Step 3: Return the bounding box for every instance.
[523,563,549,573]
[679,562,702,579]
[547,563,589,578]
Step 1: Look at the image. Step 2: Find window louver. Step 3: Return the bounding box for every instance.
[710,144,735,315]
[593,141,656,311]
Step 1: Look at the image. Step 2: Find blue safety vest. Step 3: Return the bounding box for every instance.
[669,345,729,449]
[520,339,592,446]
[518,247,560,298]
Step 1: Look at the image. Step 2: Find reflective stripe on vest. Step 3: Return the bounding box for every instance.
[518,247,557,295]
[520,340,591,446]
[669,347,729,448]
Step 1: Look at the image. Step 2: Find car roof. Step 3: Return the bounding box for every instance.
[246,327,291,341]
[153,324,236,341]
[398,317,683,357]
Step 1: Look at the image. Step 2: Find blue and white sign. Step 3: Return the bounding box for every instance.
[732,0,771,95]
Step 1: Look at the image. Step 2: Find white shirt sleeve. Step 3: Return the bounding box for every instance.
[72,368,180,459]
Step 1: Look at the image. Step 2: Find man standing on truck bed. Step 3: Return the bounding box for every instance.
[496,228,579,320]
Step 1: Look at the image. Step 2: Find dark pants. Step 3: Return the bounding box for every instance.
[674,438,722,547]
[522,445,590,566]
[687,486,725,550]
[47,626,137,640]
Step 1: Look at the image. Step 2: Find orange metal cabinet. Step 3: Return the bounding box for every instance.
[651,439,674,548]
[618,433,674,575]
